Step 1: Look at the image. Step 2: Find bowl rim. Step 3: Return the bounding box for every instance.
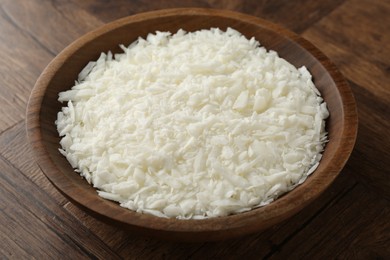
[26,8,358,240]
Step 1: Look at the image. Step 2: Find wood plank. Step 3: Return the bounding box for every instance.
[302,0,390,100]
[300,0,390,202]
[0,0,107,202]
[64,202,207,258]
[0,229,31,259]
[0,155,121,259]
[1,0,103,55]
[242,0,347,33]
[267,183,390,259]
[73,0,346,33]
[0,7,52,133]
[0,121,68,206]
[336,210,390,259]
[0,190,74,259]
[301,0,390,200]
[346,81,390,200]
[0,0,104,134]
[305,0,390,65]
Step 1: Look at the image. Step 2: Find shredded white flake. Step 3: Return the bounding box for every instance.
[56,28,329,219]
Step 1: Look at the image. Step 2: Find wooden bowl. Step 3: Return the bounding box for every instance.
[26,8,357,242]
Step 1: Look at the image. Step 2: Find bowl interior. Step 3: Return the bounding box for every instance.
[27,8,357,241]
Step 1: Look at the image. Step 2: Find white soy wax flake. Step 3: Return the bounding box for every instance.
[56,28,328,219]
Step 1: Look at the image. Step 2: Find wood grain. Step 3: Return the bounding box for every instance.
[0,122,68,206]
[302,0,390,100]
[0,0,389,258]
[0,156,120,259]
[268,182,390,259]
[74,0,346,33]
[0,6,51,133]
[1,0,103,54]
[302,0,390,200]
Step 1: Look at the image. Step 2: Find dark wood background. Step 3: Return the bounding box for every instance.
[1,0,389,259]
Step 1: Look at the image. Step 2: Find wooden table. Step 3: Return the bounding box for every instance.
[1,0,389,258]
